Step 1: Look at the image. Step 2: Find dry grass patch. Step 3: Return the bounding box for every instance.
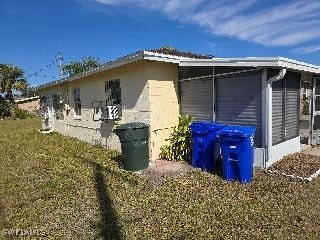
[269,153,320,178]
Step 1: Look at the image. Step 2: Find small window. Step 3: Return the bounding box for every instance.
[105,79,121,105]
[52,93,64,120]
[73,88,81,116]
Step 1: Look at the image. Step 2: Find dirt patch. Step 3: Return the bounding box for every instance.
[140,160,193,185]
[269,152,320,178]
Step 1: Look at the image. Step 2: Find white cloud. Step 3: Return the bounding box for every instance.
[292,45,320,54]
[91,0,320,47]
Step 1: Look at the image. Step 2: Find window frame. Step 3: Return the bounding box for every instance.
[73,88,81,119]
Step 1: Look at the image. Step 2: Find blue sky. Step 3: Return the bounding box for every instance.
[1,0,320,86]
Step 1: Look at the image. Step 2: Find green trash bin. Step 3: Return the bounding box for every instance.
[114,122,149,171]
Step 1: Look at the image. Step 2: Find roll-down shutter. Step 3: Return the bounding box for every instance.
[180,77,213,120]
[215,71,262,148]
[272,71,300,145]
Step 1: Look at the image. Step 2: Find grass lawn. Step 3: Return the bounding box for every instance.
[0,118,319,239]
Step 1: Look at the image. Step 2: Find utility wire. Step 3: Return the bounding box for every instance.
[25,58,57,78]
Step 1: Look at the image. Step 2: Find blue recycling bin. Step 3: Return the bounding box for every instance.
[190,121,226,172]
[218,126,256,183]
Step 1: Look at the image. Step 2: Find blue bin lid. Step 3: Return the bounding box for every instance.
[218,125,256,138]
[190,121,226,133]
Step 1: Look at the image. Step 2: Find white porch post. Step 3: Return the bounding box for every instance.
[262,68,272,168]
[212,67,215,121]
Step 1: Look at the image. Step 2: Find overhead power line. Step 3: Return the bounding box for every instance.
[25,52,64,79]
[25,59,57,78]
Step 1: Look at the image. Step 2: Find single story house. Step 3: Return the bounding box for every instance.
[37,50,320,168]
[15,96,40,114]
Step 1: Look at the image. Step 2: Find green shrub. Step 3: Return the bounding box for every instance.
[0,96,10,118]
[15,108,36,119]
[160,115,193,162]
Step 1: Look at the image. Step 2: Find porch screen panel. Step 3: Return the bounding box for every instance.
[272,79,284,145]
[271,70,300,145]
[215,71,262,147]
[180,77,213,120]
[285,72,300,140]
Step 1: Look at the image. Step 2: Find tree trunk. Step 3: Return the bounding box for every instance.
[6,90,16,119]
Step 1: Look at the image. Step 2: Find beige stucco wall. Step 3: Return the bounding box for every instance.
[147,62,179,159]
[58,61,151,150]
[39,60,179,161]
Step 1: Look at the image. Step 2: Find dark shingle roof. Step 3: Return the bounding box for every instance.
[148,47,214,59]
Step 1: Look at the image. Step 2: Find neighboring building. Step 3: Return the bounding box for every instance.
[15,96,40,114]
[37,50,320,168]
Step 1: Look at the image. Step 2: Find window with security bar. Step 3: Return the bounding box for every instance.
[105,79,121,105]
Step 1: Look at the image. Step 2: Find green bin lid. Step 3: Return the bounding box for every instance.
[115,122,149,130]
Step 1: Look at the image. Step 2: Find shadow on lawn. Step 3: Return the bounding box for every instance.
[85,159,139,240]
[91,162,122,240]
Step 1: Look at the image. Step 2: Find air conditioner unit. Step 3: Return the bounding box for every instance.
[101,106,119,120]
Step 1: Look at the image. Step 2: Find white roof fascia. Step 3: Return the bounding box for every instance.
[38,53,320,90]
[38,51,195,90]
[38,51,145,90]
[143,50,192,63]
[277,57,320,74]
[64,51,145,82]
[179,57,279,67]
[15,96,40,103]
[180,57,320,74]
[69,50,145,81]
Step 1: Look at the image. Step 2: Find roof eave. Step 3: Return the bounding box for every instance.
[179,58,279,67]
[37,54,320,91]
[37,50,146,90]
[278,57,320,74]
[14,96,40,103]
[37,50,192,91]
[179,57,320,74]
[143,50,194,63]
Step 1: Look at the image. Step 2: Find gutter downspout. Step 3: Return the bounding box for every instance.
[265,68,287,168]
[267,68,287,84]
